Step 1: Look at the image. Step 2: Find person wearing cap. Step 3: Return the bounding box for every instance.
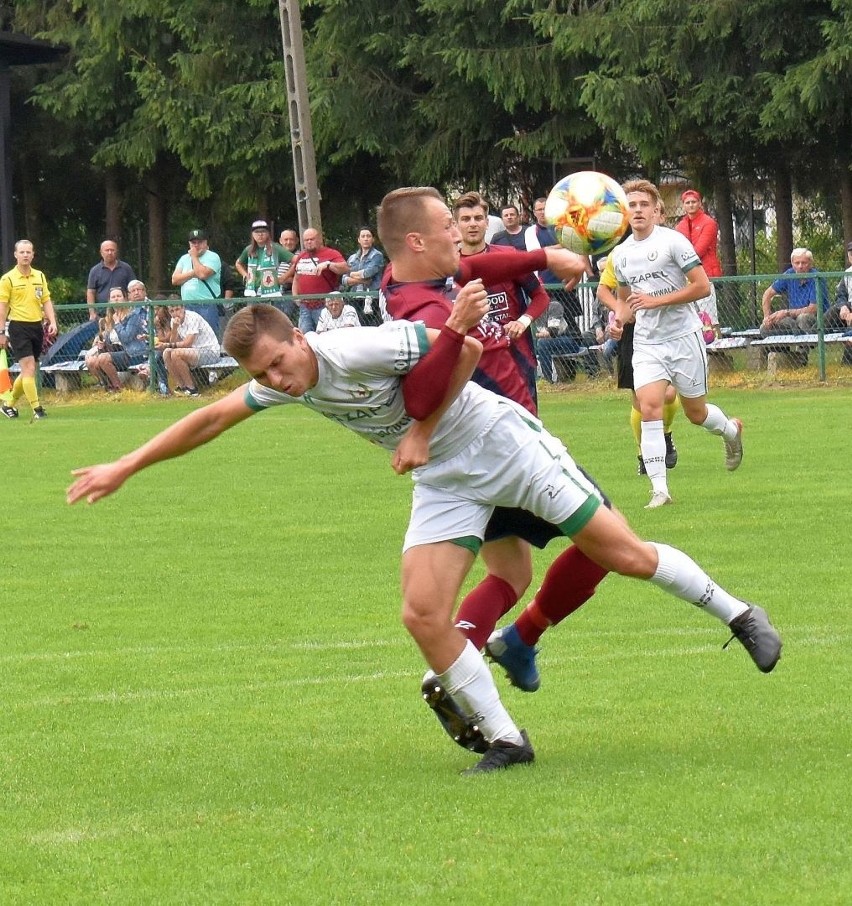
[235,220,294,316]
[315,292,359,333]
[171,229,222,336]
[280,228,349,334]
[86,239,137,322]
[675,189,722,336]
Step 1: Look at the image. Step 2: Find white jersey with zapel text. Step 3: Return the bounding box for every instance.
[244,321,509,463]
[613,225,703,344]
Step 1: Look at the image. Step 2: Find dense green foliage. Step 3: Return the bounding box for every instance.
[5,0,852,288]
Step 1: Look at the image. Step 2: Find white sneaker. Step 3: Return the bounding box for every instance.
[645,491,672,509]
[724,419,743,471]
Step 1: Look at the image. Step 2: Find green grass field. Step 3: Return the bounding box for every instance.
[2,387,850,904]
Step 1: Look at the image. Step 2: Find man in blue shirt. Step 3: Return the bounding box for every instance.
[760,247,828,336]
[86,240,136,321]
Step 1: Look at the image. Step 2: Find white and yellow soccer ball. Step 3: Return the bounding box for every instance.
[544,171,630,256]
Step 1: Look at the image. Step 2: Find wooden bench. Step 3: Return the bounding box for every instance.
[705,336,750,372]
[33,352,240,394]
[129,353,240,390]
[41,359,87,392]
[750,332,847,371]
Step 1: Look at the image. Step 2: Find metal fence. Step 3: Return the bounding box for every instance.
[18,271,852,395]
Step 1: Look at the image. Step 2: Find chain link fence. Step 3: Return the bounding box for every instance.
[11,272,852,398]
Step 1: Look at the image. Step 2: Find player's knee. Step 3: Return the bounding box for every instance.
[401,597,446,643]
[609,541,657,579]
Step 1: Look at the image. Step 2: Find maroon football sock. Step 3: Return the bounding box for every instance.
[453,575,519,650]
[515,547,609,646]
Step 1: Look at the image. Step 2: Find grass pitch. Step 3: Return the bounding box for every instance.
[2,387,850,904]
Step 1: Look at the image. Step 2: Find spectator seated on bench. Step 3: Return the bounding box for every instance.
[535,300,592,383]
[83,289,149,392]
[759,248,829,342]
[161,304,220,397]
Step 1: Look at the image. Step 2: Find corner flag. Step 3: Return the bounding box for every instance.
[0,347,12,400]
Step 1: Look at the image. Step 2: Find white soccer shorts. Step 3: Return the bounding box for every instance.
[632,330,709,399]
[403,401,602,551]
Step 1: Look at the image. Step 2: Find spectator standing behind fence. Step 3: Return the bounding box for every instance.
[171,229,222,336]
[760,248,828,337]
[675,189,721,332]
[315,292,359,333]
[0,239,57,419]
[525,196,592,331]
[278,229,299,295]
[235,220,292,299]
[491,205,528,252]
[85,287,148,393]
[86,239,136,322]
[161,304,220,397]
[282,228,349,334]
[341,227,385,320]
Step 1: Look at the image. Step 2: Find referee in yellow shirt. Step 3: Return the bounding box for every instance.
[0,239,58,419]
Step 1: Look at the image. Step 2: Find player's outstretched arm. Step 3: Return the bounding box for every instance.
[392,330,482,475]
[541,247,591,290]
[67,387,256,505]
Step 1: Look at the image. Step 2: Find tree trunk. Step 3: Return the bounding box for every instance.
[712,158,737,276]
[774,161,793,272]
[145,169,169,296]
[104,167,124,244]
[839,159,852,249]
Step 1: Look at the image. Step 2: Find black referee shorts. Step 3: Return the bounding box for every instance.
[615,322,635,391]
[8,320,44,361]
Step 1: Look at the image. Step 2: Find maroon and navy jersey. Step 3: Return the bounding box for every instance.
[460,245,550,411]
[381,270,537,414]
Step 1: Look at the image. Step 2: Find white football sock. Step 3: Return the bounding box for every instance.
[438,641,523,745]
[649,542,748,624]
[702,404,738,441]
[641,419,668,494]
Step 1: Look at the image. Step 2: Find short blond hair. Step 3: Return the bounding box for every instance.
[622,179,662,207]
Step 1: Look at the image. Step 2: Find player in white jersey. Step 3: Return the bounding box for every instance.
[613,179,744,508]
[67,196,781,774]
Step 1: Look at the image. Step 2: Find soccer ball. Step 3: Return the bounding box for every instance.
[544,171,629,256]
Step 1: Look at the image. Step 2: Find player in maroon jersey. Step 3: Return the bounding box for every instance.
[380,188,612,747]
[453,191,547,407]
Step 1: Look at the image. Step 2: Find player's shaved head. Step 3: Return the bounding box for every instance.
[224,304,295,361]
[377,187,444,259]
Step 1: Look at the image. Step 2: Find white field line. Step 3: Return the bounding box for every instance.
[7,631,845,712]
[0,624,844,668]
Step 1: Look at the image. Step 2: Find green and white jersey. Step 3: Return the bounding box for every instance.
[613,225,703,344]
[244,320,501,462]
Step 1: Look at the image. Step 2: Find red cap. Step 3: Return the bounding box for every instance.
[681,189,701,202]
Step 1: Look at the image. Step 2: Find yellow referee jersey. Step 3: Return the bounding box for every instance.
[0,266,51,322]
